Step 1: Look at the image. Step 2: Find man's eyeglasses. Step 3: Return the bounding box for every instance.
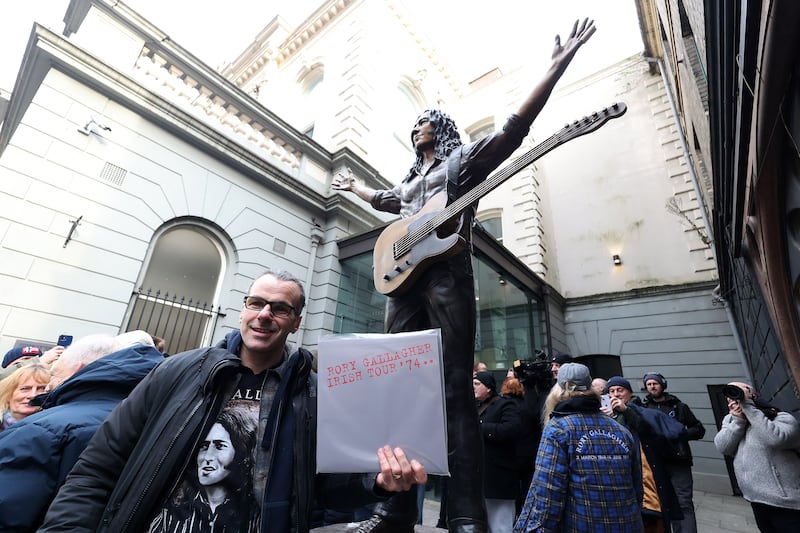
[242,296,297,318]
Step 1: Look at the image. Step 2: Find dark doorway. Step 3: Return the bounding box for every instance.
[574,354,622,380]
[707,383,742,495]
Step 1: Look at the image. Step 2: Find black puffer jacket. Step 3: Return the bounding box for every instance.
[478,393,522,500]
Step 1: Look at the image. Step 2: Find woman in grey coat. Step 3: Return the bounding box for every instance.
[714,381,800,532]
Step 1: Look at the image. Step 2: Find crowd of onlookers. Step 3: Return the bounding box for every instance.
[466,355,800,533]
[2,326,799,532]
[0,331,165,530]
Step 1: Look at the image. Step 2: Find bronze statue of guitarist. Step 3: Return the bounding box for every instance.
[332,18,595,533]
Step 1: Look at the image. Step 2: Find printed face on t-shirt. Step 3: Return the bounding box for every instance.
[197,423,235,487]
[149,376,263,533]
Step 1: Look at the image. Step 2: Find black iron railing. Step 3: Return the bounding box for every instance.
[126,288,225,355]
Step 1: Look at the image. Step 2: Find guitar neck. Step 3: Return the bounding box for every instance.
[393,103,627,259]
[394,134,558,259]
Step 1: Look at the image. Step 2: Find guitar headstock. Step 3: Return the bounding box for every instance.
[558,102,627,142]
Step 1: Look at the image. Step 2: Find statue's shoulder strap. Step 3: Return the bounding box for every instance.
[446,145,464,203]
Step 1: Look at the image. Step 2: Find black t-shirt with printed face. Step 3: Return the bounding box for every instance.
[147,372,265,533]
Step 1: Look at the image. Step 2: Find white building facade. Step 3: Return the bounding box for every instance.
[0,0,748,493]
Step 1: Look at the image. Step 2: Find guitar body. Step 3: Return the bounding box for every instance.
[373,191,466,296]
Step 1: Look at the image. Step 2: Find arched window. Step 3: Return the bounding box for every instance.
[392,80,425,147]
[477,208,503,243]
[125,222,229,355]
[467,117,495,143]
[380,79,425,178]
[297,64,325,138]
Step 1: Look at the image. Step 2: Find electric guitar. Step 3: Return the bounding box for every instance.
[372,102,628,296]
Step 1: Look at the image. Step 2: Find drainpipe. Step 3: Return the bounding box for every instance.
[650,58,715,253]
[295,221,325,347]
[649,57,752,382]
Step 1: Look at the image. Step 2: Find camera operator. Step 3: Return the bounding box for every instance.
[510,353,555,515]
[549,351,573,380]
[512,354,556,443]
[714,381,800,532]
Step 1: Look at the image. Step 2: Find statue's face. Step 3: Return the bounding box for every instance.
[411,112,435,150]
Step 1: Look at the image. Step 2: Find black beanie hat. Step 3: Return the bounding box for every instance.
[474,371,496,391]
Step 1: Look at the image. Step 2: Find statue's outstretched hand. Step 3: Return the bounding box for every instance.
[552,18,596,64]
[332,167,357,191]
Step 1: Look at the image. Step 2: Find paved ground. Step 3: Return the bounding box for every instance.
[417,490,758,532]
[315,489,758,532]
[692,490,758,532]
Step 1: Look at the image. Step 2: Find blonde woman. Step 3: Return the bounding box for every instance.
[515,363,643,532]
[0,363,50,431]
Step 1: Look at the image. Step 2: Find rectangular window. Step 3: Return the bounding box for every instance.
[334,249,545,371]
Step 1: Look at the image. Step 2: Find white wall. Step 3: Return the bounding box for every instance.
[531,57,716,297]
[0,69,321,353]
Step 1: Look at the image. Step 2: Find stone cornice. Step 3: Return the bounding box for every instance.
[384,0,465,99]
[565,280,719,307]
[223,0,356,86]
[66,0,340,174]
[221,0,465,98]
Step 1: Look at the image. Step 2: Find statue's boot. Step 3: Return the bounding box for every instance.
[442,397,488,533]
[446,517,488,533]
[354,489,417,533]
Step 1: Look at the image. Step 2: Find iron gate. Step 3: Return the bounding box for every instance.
[126,287,226,355]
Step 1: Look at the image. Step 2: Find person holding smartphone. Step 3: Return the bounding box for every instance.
[602,376,686,531]
[1,344,64,378]
[714,382,800,532]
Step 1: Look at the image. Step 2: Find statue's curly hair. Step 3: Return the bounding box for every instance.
[407,109,463,176]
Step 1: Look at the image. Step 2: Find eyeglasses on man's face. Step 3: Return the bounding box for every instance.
[242,295,297,318]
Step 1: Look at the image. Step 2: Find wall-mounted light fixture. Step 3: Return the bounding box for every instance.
[498,275,506,285]
[612,254,622,266]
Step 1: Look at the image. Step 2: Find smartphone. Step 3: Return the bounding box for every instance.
[57,334,73,347]
[601,394,613,411]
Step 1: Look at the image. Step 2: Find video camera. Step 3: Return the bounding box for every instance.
[512,350,553,386]
[722,383,779,420]
[722,384,746,401]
